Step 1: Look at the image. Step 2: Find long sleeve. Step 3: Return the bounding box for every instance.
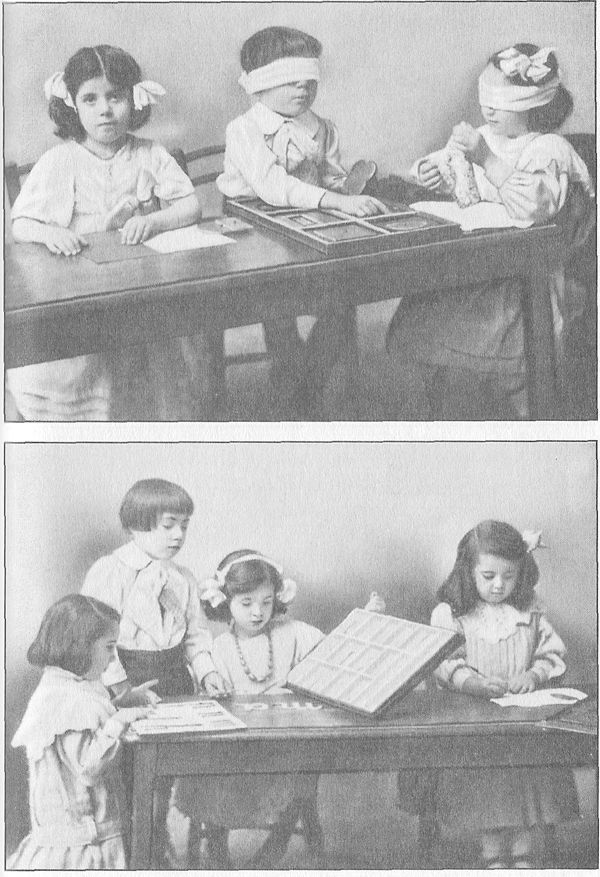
[218,117,326,208]
[430,603,475,691]
[56,720,124,787]
[529,613,567,683]
[319,119,348,192]
[182,571,215,685]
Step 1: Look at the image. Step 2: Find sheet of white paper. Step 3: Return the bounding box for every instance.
[411,201,534,232]
[128,699,247,735]
[143,225,234,253]
[491,688,588,708]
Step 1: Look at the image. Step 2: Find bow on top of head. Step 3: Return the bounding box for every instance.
[497,47,556,84]
[43,71,165,111]
[200,553,298,608]
[521,530,547,553]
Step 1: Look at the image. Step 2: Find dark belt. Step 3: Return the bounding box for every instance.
[117,642,194,697]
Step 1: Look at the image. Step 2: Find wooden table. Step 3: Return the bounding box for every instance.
[124,689,596,868]
[5,222,565,418]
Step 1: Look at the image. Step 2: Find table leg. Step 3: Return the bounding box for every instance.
[522,267,559,420]
[129,743,157,869]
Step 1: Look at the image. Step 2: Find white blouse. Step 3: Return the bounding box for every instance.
[11,134,194,234]
[82,541,214,688]
[217,102,347,209]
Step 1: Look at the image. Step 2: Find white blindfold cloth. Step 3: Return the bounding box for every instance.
[239,57,320,95]
[478,56,560,113]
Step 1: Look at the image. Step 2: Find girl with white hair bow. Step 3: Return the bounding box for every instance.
[387,43,595,421]
[8,44,205,422]
[175,549,384,868]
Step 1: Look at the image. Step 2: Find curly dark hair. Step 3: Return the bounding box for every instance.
[240,26,322,73]
[436,520,539,616]
[49,45,152,142]
[27,594,120,676]
[490,43,573,132]
[202,549,289,622]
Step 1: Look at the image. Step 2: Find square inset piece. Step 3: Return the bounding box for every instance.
[310,223,383,243]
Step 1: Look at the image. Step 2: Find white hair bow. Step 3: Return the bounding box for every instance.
[497,47,556,84]
[521,530,547,553]
[44,71,76,109]
[132,80,166,111]
[278,578,297,604]
[199,577,227,609]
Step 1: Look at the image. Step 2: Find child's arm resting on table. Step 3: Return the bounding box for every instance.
[12,219,88,255]
[184,571,231,696]
[430,603,507,698]
[120,191,201,245]
[57,707,151,784]
[508,613,567,693]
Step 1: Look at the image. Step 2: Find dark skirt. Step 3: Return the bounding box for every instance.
[117,643,194,698]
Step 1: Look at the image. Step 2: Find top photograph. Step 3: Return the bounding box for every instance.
[4,1,596,422]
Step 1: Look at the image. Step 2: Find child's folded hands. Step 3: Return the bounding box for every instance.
[43,227,88,256]
[463,674,508,699]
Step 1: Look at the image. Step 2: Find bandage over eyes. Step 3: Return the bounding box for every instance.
[238,57,320,94]
[478,62,560,112]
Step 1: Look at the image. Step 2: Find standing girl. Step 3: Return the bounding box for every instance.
[8,595,149,870]
[218,26,387,417]
[387,44,595,419]
[415,520,579,867]
[8,44,205,421]
[175,550,384,867]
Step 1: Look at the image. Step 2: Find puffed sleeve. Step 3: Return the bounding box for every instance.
[82,557,128,688]
[319,119,348,192]
[218,117,326,209]
[181,568,215,685]
[291,620,325,668]
[148,142,195,203]
[11,146,75,228]
[56,719,125,786]
[430,603,473,691]
[529,612,567,683]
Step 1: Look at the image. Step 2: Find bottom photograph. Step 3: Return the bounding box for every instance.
[5,441,598,871]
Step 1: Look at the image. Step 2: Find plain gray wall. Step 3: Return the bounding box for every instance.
[5,2,595,177]
[5,442,597,849]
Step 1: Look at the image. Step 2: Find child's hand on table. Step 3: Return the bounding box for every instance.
[463,675,508,699]
[113,679,161,708]
[114,706,155,729]
[321,191,389,217]
[202,671,232,697]
[417,158,443,191]
[120,213,157,245]
[508,670,538,693]
[42,227,88,256]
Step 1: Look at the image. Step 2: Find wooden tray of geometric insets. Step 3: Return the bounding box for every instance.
[287,609,463,716]
[224,197,462,256]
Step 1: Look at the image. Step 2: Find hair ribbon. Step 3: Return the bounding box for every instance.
[199,576,227,608]
[497,47,556,84]
[521,530,547,553]
[132,80,166,110]
[201,553,298,606]
[44,71,76,109]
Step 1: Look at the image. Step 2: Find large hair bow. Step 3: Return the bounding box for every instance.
[44,71,76,109]
[521,530,547,553]
[199,577,227,609]
[497,47,556,84]
[132,80,166,111]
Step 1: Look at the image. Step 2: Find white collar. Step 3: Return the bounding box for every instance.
[115,540,156,571]
[249,101,320,138]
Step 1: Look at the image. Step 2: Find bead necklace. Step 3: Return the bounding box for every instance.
[233,626,274,683]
